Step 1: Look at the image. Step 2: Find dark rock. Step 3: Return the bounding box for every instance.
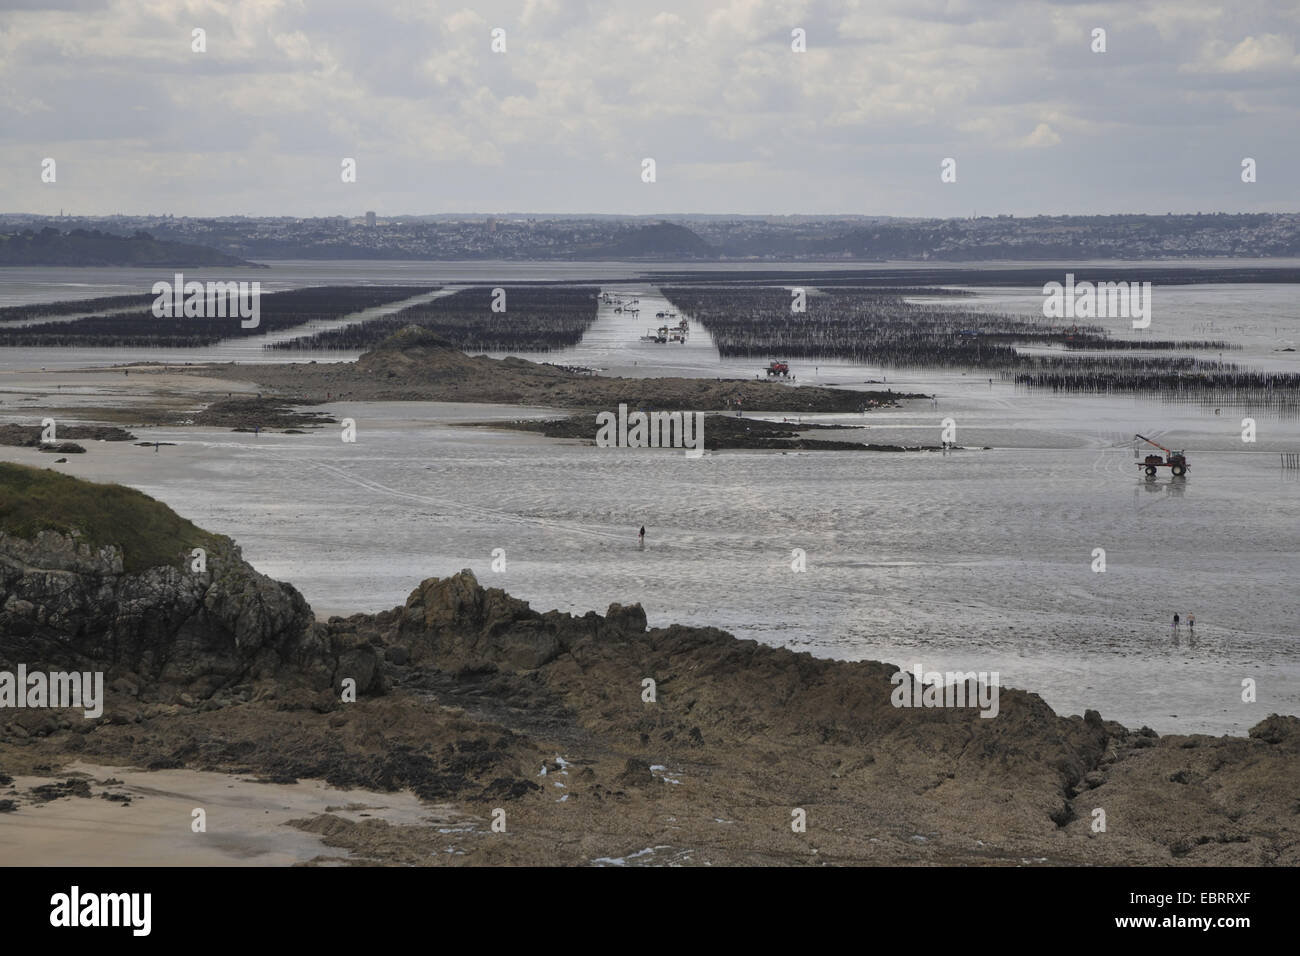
[12,711,58,736]
[615,758,656,788]
[1249,715,1299,745]
[605,602,648,635]
[481,777,541,800]
[0,517,379,698]
[32,779,92,801]
[397,570,565,671]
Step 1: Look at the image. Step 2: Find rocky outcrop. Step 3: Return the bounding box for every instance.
[203,328,907,412]
[0,424,135,448]
[0,528,379,700]
[388,570,1105,810]
[394,570,646,672]
[352,568,1298,863]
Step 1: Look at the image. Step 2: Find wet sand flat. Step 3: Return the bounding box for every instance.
[0,762,453,866]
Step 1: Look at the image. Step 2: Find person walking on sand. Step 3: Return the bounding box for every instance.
[1188,613,1194,632]
[1172,612,1180,631]
[638,525,646,547]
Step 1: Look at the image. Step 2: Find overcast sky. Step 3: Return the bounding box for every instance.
[2,0,1298,218]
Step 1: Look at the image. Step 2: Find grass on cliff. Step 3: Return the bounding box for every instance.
[0,462,223,572]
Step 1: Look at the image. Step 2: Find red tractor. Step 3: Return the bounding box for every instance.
[1135,433,1188,477]
[766,360,790,377]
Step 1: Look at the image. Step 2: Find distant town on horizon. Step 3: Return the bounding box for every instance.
[4,211,1300,265]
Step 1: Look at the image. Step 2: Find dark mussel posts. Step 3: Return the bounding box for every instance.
[0,286,439,348]
[269,286,600,354]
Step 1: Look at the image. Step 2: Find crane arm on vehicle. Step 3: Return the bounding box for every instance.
[1134,433,1172,455]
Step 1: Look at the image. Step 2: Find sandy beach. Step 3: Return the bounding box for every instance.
[0,762,449,866]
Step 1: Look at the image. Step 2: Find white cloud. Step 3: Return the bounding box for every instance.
[1192,33,1300,73]
[0,0,1295,215]
[1020,122,1061,148]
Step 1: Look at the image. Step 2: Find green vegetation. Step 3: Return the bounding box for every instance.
[0,227,256,267]
[0,462,224,573]
[589,222,714,259]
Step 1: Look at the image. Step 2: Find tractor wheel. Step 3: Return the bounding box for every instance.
[1171,464,1185,477]
[1145,465,1157,477]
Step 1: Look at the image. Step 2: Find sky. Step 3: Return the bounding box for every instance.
[2,0,1298,218]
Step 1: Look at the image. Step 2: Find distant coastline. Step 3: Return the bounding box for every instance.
[3,212,1299,264]
[0,227,263,268]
